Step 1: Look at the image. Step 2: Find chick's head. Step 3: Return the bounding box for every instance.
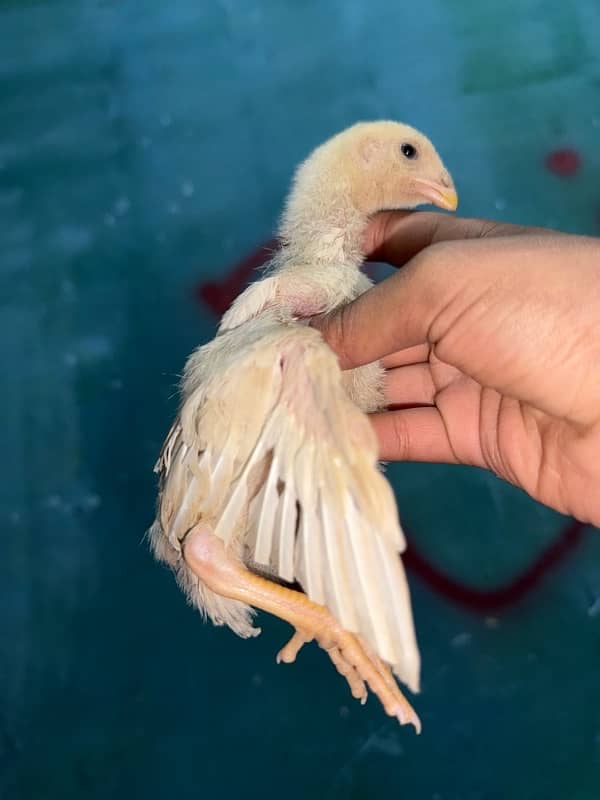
[322,120,458,215]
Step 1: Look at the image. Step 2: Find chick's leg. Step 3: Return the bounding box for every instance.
[184,525,420,732]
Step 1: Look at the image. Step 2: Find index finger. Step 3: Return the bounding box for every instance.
[364,211,554,266]
[311,252,442,369]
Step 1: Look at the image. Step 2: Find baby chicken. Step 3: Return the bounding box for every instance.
[149,121,457,732]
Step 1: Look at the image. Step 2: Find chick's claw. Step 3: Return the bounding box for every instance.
[322,628,421,733]
[276,629,313,664]
[326,645,368,704]
[278,620,421,732]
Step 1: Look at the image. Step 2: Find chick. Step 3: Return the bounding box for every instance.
[149,121,457,732]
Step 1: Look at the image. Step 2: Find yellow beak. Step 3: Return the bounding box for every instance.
[413,178,459,211]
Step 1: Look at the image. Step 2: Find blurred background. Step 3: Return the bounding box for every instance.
[2,1,600,798]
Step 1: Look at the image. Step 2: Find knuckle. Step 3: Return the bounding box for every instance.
[321,305,357,369]
[390,414,412,460]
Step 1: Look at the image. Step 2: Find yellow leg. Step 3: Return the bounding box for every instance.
[183,525,421,733]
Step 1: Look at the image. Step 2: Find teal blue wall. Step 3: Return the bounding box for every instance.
[2,2,599,798]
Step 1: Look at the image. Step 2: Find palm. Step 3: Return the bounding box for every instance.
[316,211,600,526]
[379,347,599,523]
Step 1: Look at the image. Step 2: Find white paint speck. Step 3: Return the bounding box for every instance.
[494,198,506,211]
[64,336,113,367]
[526,652,538,663]
[160,113,172,128]
[180,180,195,198]
[115,196,130,216]
[0,188,24,207]
[251,673,263,687]
[82,493,101,511]
[45,494,63,509]
[168,202,180,215]
[451,632,472,648]
[339,705,350,719]
[77,335,113,362]
[52,225,92,253]
[61,279,76,301]
[370,731,404,757]
[104,213,116,227]
[588,597,600,618]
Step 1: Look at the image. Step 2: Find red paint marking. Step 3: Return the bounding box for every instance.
[196,238,279,315]
[195,243,589,614]
[545,148,581,177]
[404,520,586,612]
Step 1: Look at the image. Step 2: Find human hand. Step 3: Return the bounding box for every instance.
[313,212,600,525]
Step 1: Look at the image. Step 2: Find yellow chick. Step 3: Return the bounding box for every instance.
[149,121,457,733]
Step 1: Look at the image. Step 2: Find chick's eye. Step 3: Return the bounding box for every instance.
[401,143,417,160]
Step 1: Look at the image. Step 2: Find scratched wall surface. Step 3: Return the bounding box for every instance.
[1,1,600,798]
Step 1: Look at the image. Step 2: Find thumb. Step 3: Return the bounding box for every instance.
[310,304,369,370]
[310,249,449,369]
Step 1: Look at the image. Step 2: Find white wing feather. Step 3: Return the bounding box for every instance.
[154,316,420,692]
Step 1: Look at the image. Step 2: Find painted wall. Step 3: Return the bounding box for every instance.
[2,1,599,797]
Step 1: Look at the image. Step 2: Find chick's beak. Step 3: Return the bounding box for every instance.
[413,175,458,211]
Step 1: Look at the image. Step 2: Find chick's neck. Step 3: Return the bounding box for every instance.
[273,177,369,275]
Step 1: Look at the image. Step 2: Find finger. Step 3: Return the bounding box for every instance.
[383,364,435,406]
[370,407,461,463]
[364,210,556,266]
[314,235,557,371]
[382,343,430,369]
[312,251,455,369]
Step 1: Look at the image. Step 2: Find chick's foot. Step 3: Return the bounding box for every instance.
[184,524,420,732]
